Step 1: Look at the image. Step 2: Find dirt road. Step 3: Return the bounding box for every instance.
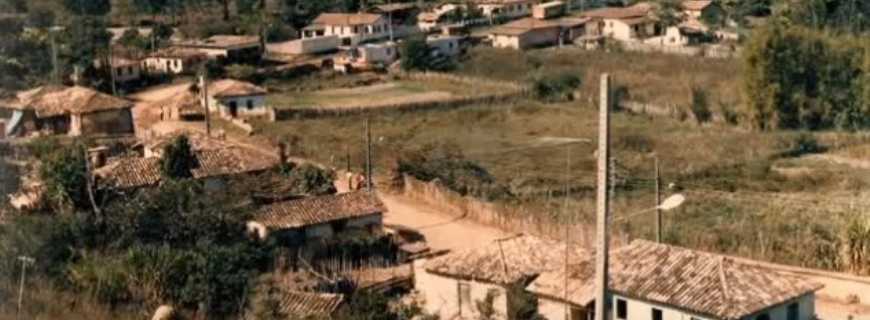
[128,82,193,136]
[379,194,507,252]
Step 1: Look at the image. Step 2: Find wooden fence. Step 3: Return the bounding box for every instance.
[268,72,530,121]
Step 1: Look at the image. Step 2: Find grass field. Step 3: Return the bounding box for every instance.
[265,77,511,110]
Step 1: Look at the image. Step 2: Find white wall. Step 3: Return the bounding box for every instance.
[143,57,187,74]
[205,95,267,118]
[414,260,510,319]
[306,17,389,46]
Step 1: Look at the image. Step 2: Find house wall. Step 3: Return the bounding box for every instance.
[413,261,510,319]
[144,57,191,74]
[492,34,522,50]
[345,213,383,229]
[427,37,461,56]
[518,28,561,49]
[307,18,389,46]
[113,64,141,82]
[480,1,533,19]
[206,95,267,118]
[608,292,816,320]
[78,108,134,136]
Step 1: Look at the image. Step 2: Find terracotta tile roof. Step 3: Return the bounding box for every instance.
[253,191,386,229]
[208,79,267,99]
[527,240,824,320]
[472,0,535,4]
[145,131,227,155]
[96,144,274,190]
[277,290,344,317]
[424,234,589,285]
[11,86,132,117]
[490,17,562,36]
[312,13,384,26]
[682,0,713,11]
[581,3,652,19]
[156,90,203,115]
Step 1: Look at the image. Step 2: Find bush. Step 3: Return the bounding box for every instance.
[396,143,511,201]
[39,142,90,211]
[160,135,196,179]
[531,73,581,102]
[225,64,258,82]
[280,163,337,196]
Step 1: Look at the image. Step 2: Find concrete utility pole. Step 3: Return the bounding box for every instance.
[16,256,35,320]
[365,118,373,192]
[655,156,662,243]
[594,74,611,320]
[200,74,211,136]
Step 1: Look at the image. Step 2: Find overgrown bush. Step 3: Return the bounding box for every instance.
[160,135,196,179]
[531,73,581,103]
[396,143,511,201]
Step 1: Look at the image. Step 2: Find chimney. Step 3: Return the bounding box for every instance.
[87,146,109,168]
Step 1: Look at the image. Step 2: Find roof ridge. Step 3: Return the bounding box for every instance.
[717,256,732,306]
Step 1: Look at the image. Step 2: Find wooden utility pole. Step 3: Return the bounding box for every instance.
[200,74,211,136]
[365,118,372,192]
[655,156,662,243]
[16,256,34,320]
[594,74,611,320]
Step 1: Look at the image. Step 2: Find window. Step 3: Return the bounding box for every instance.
[787,303,799,320]
[652,308,662,320]
[570,307,587,320]
[457,282,471,313]
[246,99,254,110]
[615,298,627,319]
[756,314,771,320]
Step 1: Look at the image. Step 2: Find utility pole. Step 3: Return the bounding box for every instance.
[655,156,662,243]
[108,43,117,96]
[200,74,212,136]
[50,32,59,84]
[594,74,611,320]
[365,118,372,192]
[388,0,395,42]
[16,256,35,320]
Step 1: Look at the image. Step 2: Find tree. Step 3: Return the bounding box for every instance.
[400,37,432,71]
[654,0,686,28]
[61,16,112,70]
[63,0,111,16]
[118,28,149,53]
[160,135,197,179]
[225,64,258,81]
[38,142,89,211]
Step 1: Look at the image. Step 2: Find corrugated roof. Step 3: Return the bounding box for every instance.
[277,290,344,317]
[253,191,386,229]
[424,234,589,285]
[312,13,384,26]
[11,86,132,117]
[527,240,824,320]
[209,79,267,98]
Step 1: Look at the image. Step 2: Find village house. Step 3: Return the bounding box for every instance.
[303,13,389,47]
[369,2,421,38]
[157,88,204,121]
[95,132,275,193]
[247,191,386,241]
[95,57,142,83]
[527,240,824,320]
[173,35,262,63]
[414,234,587,319]
[581,3,659,42]
[203,79,268,119]
[143,48,208,75]
[489,16,589,50]
[334,42,399,73]
[0,85,134,138]
[417,4,464,32]
[474,0,537,21]
[427,35,464,57]
[533,1,565,19]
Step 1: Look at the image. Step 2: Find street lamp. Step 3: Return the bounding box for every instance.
[612,194,687,223]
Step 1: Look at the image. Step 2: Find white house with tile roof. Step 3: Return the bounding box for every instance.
[527,240,823,320]
[247,191,386,241]
[203,79,268,118]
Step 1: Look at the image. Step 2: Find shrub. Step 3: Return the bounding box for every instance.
[160,135,196,179]
[531,73,581,103]
[225,64,258,82]
[39,142,89,211]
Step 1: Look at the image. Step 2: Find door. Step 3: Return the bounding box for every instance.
[228,101,238,117]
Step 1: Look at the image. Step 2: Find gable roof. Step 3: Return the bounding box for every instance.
[208,79,267,99]
[277,290,344,317]
[490,17,562,36]
[424,234,589,285]
[11,86,132,117]
[682,0,713,11]
[581,2,653,19]
[253,191,386,229]
[527,240,824,320]
[312,13,384,26]
[96,143,275,190]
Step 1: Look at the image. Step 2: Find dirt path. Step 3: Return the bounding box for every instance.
[379,193,507,252]
[128,82,193,137]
